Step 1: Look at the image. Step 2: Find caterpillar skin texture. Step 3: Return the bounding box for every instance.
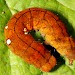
[4,8,56,72]
[4,8,75,71]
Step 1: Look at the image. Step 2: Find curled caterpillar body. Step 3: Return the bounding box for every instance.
[4,8,56,72]
[4,8,75,72]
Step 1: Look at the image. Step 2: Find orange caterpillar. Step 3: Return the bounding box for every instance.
[4,8,75,72]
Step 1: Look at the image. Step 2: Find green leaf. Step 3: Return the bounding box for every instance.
[57,0,75,11]
[0,0,11,75]
[0,0,75,75]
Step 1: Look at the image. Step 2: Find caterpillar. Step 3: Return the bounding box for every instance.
[4,8,75,72]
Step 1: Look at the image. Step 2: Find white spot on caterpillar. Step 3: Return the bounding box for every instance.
[24,32,28,34]
[5,26,8,29]
[23,28,27,32]
[23,28,28,35]
[6,39,11,45]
